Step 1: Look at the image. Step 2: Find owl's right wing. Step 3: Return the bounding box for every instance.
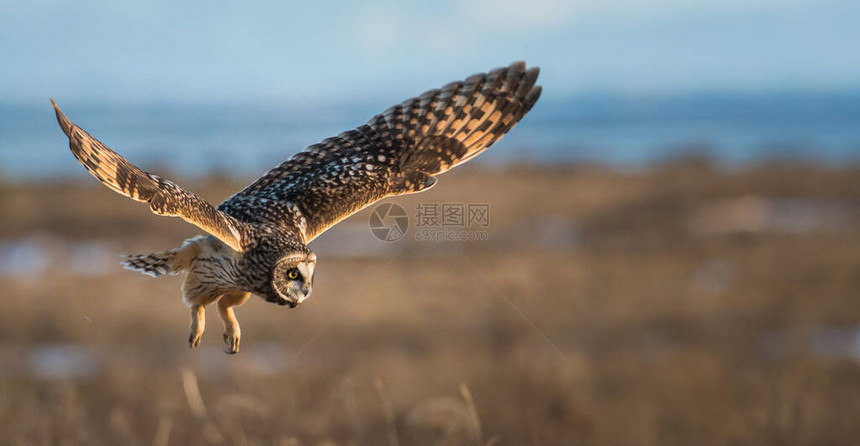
[52,100,248,252]
[219,61,541,242]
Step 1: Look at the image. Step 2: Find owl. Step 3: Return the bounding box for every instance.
[52,61,541,353]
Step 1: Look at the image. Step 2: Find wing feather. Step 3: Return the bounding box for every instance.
[52,100,248,252]
[219,61,542,242]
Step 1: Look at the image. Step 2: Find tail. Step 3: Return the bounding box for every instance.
[121,244,198,277]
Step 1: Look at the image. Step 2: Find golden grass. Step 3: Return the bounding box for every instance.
[1,161,860,445]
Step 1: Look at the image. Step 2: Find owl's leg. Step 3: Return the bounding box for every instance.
[183,275,221,349]
[217,291,251,354]
[189,305,206,348]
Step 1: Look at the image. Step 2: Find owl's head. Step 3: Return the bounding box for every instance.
[271,251,317,307]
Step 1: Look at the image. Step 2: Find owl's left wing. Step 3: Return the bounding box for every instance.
[219,61,541,242]
[52,100,249,252]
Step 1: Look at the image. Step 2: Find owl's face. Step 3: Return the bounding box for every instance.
[271,251,317,307]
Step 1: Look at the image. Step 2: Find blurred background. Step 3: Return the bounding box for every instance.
[2,1,860,445]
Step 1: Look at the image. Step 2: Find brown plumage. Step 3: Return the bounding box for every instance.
[52,61,541,353]
[51,99,247,252]
[220,61,541,241]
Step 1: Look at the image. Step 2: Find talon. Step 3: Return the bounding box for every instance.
[188,333,203,348]
[223,332,240,354]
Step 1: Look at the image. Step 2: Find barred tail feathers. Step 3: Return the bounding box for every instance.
[121,244,197,277]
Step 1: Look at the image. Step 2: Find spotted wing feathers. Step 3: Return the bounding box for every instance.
[52,100,247,252]
[383,60,541,178]
[219,61,541,241]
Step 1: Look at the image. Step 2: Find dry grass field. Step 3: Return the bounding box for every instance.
[2,160,860,445]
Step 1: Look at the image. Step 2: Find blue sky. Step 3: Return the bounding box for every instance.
[1,0,858,105]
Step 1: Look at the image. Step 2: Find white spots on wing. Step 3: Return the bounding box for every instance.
[377,155,386,162]
[298,216,308,241]
[286,201,309,241]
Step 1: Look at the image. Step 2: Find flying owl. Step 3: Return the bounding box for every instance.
[52,61,541,353]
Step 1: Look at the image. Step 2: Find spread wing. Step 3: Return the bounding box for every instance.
[219,61,542,242]
[51,100,248,252]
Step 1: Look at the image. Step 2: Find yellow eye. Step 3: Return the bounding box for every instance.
[287,269,299,280]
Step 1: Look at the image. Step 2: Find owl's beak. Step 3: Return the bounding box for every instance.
[277,286,311,308]
[294,286,312,307]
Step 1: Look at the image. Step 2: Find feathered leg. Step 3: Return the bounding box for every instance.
[189,305,206,348]
[182,265,224,349]
[217,291,252,354]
